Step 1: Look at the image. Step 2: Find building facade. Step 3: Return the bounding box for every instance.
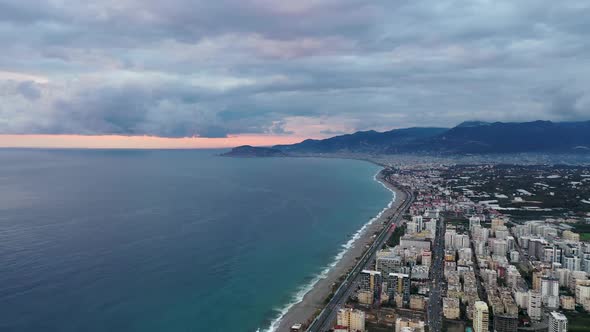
[336,308,366,332]
[548,311,567,332]
[359,270,381,305]
[473,301,489,332]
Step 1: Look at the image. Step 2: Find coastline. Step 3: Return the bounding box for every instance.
[270,168,407,332]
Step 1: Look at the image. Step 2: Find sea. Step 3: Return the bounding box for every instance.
[0,149,393,332]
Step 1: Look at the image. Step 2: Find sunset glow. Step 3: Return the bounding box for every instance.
[0,134,309,149]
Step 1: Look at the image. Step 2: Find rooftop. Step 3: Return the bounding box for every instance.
[550,311,567,320]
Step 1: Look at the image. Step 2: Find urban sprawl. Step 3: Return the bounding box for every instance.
[294,164,590,332]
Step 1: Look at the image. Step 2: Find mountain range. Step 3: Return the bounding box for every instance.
[272,120,590,154]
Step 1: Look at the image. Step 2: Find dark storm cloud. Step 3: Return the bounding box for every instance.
[1,0,589,137]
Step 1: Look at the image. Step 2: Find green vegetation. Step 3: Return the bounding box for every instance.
[571,223,590,242]
[387,224,406,247]
[572,223,590,233]
[516,263,532,287]
[442,212,469,226]
[447,218,469,226]
[560,287,574,297]
[565,311,590,332]
[441,165,590,213]
[365,322,393,332]
[442,320,465,332]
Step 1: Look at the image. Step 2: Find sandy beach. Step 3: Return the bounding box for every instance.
[275,170,407,331]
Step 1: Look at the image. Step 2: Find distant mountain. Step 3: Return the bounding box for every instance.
[221,145,287,157]
[274,127,448,154]
[272,121,590,154]
[416,120,590,153]
[454,121,491,128]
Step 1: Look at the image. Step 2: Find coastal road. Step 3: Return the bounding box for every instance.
[426,216,445,332]
[306,178,414,332]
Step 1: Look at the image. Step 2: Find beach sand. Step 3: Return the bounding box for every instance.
[274,170,407,331]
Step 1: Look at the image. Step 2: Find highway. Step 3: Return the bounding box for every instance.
[306,177,414,332]
[426,215,445,332]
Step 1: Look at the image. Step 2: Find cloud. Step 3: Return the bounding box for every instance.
[540,87,590,121]
[16,81,42,100]
[0,71,49,84]
[1,0,590,138]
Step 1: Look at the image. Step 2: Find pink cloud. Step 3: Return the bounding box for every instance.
[0,134,307,149]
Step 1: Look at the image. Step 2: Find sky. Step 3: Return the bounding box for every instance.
[1,0,590,148]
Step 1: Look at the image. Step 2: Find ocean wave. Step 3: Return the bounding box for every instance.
[260,170,396,332]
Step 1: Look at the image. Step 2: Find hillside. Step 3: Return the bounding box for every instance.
[273,121,590,154]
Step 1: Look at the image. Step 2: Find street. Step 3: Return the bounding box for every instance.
[426,215,445,332]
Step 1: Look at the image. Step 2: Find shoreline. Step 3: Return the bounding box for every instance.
[270,168,407,332]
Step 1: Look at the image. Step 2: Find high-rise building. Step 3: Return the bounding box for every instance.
[529,239,547,260]
[376,249,402,276]
[528,291,542,321]
[575,280,590,311]
[412,215,424,231]
[473,301,489,332]
[407,221,419,234]
[472,225,489,243]
[494,314,518,332]
[421,250,432,267]
[514,288,529,308]
[336,308,365,332]
[506,236,516,251]
[563,230,580,242]
[395,318,425,332]
[583,255,590,274]
[548,311,568,332]
[481,269,498,287]
[445,228,456,250]
[563,255,582,272]
[425,209,439,219]
[387,273,410,307]
[510,250,520,263]
[532,270,543,291]
[561,296,576,310]
[359,270,381,305]
[554,247,563,264]
[424,220,437,236]
[469,216,481,231]
[543,246,563,264]
[492,239,508,257]
[443,297,460,319]
[474,240,486,256]
[451,233,469,250]
[495,226,509,240]
[541,277,560,308]
[491,218,505,234]
[458,247,472,261]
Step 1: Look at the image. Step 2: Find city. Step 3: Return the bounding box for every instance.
[3,1,590,331]
[295,164,590,332]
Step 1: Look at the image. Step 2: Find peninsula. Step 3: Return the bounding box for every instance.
[221,145,287,157]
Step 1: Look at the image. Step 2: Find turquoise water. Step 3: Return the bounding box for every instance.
[0,149,392,332]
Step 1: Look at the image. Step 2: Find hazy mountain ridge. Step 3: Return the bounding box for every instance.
[221,145,287,157]
[273,121,590,154]
[274,127,448,154]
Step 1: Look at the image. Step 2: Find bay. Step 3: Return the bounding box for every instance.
[0,149,391,332]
